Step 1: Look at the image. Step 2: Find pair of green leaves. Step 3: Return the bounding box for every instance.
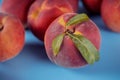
[52,13,100,64]
[52,33,65,56]
[67,33,99,64]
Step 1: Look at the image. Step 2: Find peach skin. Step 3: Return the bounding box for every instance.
[0,13,25,62]
[1,0,35,24]
[82,0,102,13]
[101,0,120,32]
[45,13,101,68]
[28,0,74,41]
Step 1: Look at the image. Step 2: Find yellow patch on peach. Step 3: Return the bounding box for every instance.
[28,9,40,20]
[2,16,8,25]
[74,31,83,35]
[57,6,73,13]
[40,0,50,10]
[58,17,66,27]
[28,0,51,20]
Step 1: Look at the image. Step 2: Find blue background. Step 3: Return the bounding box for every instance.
[0,0,120,80]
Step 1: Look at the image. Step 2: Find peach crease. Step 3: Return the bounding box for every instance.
[0,24,4,31]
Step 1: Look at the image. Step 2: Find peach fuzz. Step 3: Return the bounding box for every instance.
[28,0,74,41]
[68,0,79,12]
[0,13,25,62]
[101,0,120,32]
[45,13,101,68]
[1,0,35,24]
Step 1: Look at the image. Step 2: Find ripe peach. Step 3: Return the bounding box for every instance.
[101,0,120,32]
[28,0,74,41]
[68,0,79,12]
[82,0,102,13]
[45,13,101,68]
[1,0,35,24]
[0,13,25,62]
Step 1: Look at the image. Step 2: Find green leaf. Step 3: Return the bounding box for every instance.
[52,33,65,56]
[67,33,99,64]
[66,13,89,27]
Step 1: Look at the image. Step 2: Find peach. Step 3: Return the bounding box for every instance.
[68,0,79,12]
[1,0,35,24]
[28,0,74,41]
[45,13,101,68]
[0,13,25,62]
[82,0,102,13]
[101,0,120,32]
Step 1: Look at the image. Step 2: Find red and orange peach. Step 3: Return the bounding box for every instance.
[0,13,25,62]
[101,0,120,32]
[28,0,75,41]
[45,13,101,68]
[1,0,35,24]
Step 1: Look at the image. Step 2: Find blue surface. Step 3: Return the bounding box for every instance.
[0,0,120,80]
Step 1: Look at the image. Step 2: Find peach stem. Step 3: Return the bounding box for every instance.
[65,29,75,34]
